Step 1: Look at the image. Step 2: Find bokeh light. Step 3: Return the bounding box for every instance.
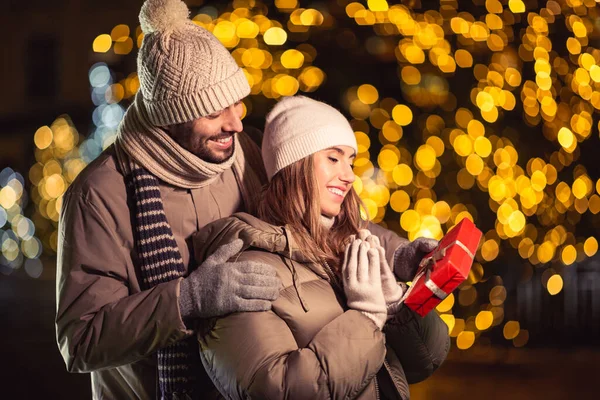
[1,167,43,277]
[13,0,600,357]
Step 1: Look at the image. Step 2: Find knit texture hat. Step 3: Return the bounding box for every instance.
[137,0,250,126]
[262,96,358,180]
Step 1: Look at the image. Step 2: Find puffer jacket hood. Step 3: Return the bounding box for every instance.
[194,212,310,263]
[193,212,329,312]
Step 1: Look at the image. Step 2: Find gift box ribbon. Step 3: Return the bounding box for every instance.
[414,239,475,300]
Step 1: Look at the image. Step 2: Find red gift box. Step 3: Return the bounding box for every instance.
[403,218,483,317]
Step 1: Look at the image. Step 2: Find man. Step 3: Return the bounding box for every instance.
[56,0,445,399]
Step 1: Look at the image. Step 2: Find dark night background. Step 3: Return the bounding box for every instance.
[1,0,599,398]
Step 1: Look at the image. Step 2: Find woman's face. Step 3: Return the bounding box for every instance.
[313,145,356,218]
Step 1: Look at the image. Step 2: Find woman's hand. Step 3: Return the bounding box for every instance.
[341,238,387,329]
[358,230,405,318]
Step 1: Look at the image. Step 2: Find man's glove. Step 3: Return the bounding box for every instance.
[393,237,439,282]
[178,239,281,319]
[342,239,387,330]
[358,230,405,318]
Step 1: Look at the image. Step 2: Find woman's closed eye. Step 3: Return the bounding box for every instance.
[328,157,339,163]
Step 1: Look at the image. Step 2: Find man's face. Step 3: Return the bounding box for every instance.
[167,101,244,163]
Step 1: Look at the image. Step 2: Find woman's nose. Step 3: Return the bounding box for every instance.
[340,163,356,184]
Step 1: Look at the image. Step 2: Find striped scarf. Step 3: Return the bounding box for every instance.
[114,94,265,399]
[127,166,199,399]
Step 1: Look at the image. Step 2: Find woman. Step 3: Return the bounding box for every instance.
[192,96,449,399]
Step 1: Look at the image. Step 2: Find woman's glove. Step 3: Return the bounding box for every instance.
[358,230,405,318]
[341,239,387,330]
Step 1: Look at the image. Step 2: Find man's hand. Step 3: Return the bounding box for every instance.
[178,239,281,319]
[393,237,439,282]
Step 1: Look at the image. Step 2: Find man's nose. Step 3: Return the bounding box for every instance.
[222,105,243,132]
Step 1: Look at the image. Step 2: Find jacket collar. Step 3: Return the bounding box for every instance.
[192,212,315,265]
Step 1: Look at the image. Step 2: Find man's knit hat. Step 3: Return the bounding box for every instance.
[137,0,250,126]
[262,96,358,180]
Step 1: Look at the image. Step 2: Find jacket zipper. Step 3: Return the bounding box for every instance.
[325,259,382,400]
[383,358,405,399]
[322,261,344,293]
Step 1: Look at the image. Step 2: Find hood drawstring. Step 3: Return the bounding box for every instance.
[282,226,310,313]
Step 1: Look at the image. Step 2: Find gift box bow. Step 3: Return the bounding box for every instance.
[413,238,476,300]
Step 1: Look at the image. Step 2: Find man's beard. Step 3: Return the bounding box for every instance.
[169,125,237,164]
[191,133,236,164]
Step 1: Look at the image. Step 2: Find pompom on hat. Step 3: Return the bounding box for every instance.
[139,0,189,33]
[136,0,250,127]
[262,96,358,180]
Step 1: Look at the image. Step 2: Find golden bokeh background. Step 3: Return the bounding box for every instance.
[3,0,600,365]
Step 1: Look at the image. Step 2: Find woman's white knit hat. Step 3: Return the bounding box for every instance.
[262,96,358,180]
[136,0,250,127]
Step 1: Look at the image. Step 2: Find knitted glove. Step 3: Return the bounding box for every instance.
[341,239,387,330]
[358,230,405,318]
[393,237,439,282]
[179,239,281,319]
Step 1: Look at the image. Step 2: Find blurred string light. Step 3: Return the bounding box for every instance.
[86,62,125,162]
[28,62,132,255]
[0,167,44,278]
[30,117,86,258]
[25,0,600,351]
[93,24,135,55]
[339,0,599,351]
[190,2,329,106]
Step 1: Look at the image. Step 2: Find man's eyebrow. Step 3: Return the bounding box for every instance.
[207,110,222,117]
[207,101,241,117]
[329,146,357,158]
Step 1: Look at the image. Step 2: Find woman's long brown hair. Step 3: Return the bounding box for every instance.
[257,155,366,270]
